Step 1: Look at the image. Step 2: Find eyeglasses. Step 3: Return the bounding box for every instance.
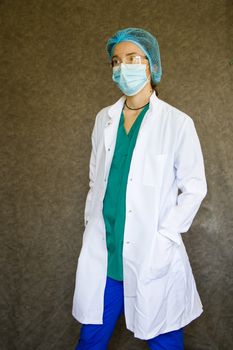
[110,54,148,68]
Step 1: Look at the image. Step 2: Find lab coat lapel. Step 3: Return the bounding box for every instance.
[103,95,126,152]
[102,95,125,184]
[103,91,161,177]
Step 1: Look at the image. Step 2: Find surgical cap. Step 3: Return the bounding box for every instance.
[106,27,162,84]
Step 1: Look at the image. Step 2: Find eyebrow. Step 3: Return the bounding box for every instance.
[112,52,140,59]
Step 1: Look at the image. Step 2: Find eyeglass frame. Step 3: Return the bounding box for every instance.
[109,53,149,68]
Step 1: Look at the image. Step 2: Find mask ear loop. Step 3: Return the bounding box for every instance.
[149,63,159,96]
[146,63,153,92]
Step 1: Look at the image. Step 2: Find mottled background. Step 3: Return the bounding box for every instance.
[0,0,232,349]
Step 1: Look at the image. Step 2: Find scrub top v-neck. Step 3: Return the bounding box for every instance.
[102,103,150,281]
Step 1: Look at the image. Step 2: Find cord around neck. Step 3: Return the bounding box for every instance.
[124,100,150,110]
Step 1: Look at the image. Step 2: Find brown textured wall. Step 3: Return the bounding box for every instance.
[0,1,232,349]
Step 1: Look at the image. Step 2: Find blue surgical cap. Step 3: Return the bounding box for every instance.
[106,27,162,84]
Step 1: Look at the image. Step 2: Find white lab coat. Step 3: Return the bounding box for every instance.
[72,91,208,340]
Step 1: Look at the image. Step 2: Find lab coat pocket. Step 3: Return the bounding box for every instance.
[142,153,167,188]
[146,231,175,279]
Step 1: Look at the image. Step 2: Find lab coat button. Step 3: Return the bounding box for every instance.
[128,209,132,213]
[126,241,130,244]
[108,147,110,151]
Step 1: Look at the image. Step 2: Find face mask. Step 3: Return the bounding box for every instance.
[112,63,149,96]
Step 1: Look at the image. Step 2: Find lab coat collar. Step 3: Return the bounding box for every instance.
[108,90,159,119]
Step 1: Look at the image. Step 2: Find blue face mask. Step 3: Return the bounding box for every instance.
[112,63,149,96]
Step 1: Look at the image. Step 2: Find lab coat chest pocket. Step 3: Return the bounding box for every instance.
[142,153,167,188]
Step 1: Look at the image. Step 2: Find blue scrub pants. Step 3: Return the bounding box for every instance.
[75,276,184,350]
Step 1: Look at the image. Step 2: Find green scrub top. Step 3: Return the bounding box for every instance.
[102,103,150,281]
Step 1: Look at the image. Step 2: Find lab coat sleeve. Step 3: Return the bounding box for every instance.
[83,115,98,227]
[158,116,208,245]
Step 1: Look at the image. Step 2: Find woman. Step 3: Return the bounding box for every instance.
[72,28,208,349]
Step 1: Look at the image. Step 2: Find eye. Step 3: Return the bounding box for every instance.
[129,55,135,63]
[111,58,120,67]
[127,55,141,64]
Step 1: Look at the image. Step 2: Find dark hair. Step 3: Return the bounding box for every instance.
[151,80,159,97]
